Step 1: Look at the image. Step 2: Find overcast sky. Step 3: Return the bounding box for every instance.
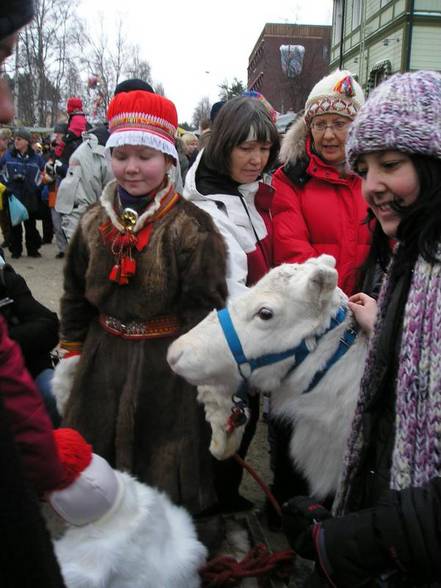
[78,0,333,124]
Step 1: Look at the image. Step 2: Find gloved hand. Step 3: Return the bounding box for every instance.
[45,160,55,176]
[282,495,332,559]
[54,159,63,174]
[313,496,408,588]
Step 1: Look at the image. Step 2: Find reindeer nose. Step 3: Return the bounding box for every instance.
[167,342,184,370]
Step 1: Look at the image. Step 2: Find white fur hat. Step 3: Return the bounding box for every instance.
[48,429,123,526]
[304,70,365,125]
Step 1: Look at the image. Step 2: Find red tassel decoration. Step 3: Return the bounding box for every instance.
[121,256,136,277]
[109,264,121,283]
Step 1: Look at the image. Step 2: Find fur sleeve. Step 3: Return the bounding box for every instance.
[60,220,98,346]
[176,206,228,331]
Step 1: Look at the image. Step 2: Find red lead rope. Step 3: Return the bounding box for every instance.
[233,453,282,517]
[199,453,295,586]
[200,544,295,586]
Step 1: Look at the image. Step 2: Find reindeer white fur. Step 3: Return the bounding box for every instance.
[168,255,368,499]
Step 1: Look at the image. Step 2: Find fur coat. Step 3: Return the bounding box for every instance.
[59,179,228,515]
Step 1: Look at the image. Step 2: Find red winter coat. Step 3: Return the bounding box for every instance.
[271,121,371,295]
[0,316,65,495]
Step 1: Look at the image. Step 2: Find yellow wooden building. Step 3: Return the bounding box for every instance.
[330,0,441,91]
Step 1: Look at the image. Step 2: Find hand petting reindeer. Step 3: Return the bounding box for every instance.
[168,255,369,500]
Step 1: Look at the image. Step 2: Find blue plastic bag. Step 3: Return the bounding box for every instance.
[9,194,29,226]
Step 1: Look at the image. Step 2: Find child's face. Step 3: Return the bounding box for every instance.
[111,145,171,196]
[357,150,420,238]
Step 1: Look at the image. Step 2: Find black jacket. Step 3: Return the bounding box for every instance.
[319,478,441,588]
[316,266,441,587]
[0,264,59,377]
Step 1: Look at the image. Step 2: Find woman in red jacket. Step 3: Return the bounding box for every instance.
[268,71,372,527]
[272,69,371,296]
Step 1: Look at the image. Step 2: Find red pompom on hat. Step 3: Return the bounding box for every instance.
[66,96,83,114]
[53,428,92,488]
[48,428,123,526]
[106,90,179,163]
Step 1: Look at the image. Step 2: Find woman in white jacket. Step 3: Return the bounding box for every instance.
[183,95,280,511]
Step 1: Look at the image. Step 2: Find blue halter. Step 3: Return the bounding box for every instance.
[217,305,358,398]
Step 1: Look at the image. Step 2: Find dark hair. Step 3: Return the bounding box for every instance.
[394,156,441,269]
[113,79,154,95]
[355,212,391,294]
[204,96,280,177]
[209,101,226,123]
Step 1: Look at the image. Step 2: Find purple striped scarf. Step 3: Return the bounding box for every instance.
[334,249,441,515]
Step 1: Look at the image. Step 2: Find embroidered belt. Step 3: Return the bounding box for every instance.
[99,313,180,340]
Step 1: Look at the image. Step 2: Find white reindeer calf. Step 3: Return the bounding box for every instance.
[168,255,369,499]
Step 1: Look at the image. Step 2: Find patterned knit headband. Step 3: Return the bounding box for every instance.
[304,70,365,126]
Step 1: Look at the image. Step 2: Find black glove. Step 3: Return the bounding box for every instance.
[282,495,332,559]
[317,498,408,588]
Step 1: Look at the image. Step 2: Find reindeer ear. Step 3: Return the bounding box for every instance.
[315,254,336,269]
[307,264,338,304]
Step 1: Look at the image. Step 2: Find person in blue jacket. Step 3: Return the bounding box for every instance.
[0,128,45,258]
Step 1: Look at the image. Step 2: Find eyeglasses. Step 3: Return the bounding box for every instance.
[311,120,351,133]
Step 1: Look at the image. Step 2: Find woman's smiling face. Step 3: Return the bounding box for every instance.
[357,150,420,238]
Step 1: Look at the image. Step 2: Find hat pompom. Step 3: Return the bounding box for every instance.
[53,428,93,489]
[333,75,355,98]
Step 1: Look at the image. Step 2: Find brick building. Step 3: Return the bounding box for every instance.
[247,23,332,114]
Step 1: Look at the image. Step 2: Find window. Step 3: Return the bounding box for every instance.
[352,0,362,28]
[380,0,392,7]
[367,60,392,93]
[334,0,343,43]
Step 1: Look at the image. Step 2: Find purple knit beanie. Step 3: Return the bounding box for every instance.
[346,70,441,171]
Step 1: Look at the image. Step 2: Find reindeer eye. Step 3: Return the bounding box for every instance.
[257,307,273,320]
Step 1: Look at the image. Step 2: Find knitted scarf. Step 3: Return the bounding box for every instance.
[334,246,441,515]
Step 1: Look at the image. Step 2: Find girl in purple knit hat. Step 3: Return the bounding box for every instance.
[281,70,441,588]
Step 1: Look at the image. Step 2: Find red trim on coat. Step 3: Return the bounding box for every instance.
[246,182,274,286]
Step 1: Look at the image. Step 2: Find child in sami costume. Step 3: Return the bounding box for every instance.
[52,90,228,533]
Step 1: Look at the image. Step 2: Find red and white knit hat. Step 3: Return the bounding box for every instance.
[66,97,83,114]
[304,69,365,126]
[106,90,178,163]
[48,428,123,527]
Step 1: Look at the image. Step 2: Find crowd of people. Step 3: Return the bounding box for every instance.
[2,1,441,587]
